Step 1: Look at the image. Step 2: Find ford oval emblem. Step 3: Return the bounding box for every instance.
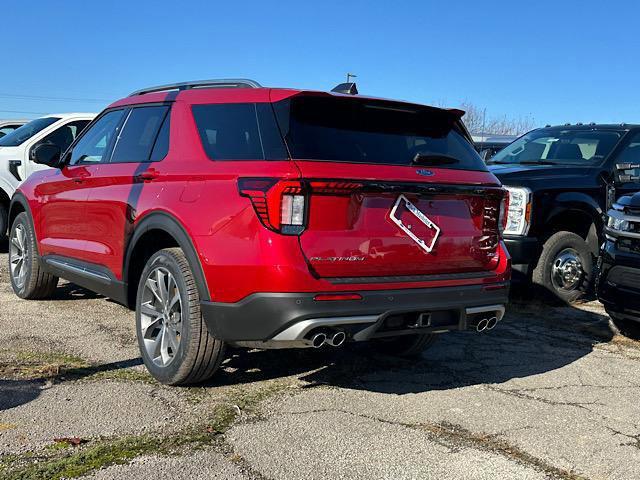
[416,169,434,177]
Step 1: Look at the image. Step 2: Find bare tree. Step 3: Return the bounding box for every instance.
[458,101,535,136]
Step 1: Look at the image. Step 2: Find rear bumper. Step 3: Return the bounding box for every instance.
[201,282,510,343]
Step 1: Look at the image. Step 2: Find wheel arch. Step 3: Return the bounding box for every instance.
[542,192,603,256]
[124,211,210,308]
[7,192,41,254]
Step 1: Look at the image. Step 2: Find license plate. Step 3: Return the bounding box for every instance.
[389,194,441,253]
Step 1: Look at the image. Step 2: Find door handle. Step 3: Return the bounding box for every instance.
[135,168,159,182]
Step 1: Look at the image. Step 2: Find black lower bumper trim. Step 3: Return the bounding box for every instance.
[504,236,541,266]
[201,283,510,341]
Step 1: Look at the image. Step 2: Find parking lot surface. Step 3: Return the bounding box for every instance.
[1,249,640,479]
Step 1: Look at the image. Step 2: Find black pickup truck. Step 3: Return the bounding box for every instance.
[487,123,640,302]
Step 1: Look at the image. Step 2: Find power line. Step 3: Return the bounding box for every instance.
[0,109,49,115]
[0,92,110,103]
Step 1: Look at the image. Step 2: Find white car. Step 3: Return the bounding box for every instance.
[0,120,28,138]
[0,113,96,240]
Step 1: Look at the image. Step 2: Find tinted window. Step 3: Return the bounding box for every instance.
[110,106,169,163]
[614,132,640,181]
[272,96,486,170]
[70,110,125,165]
[490,129,622,166]
[192,103,287,160]
[0,117,59,147]
[616,132,640,163]
[0,124,23,137]
[149,112,170,162]
[37,120,91,154]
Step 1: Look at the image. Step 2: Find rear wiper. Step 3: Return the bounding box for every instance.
[412,153,458,166]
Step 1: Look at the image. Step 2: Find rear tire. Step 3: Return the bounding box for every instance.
[136,248,225,385]
[9,212,58,299]
[371,333,436,357]
[608,311,640,339]
[532,231,593,304]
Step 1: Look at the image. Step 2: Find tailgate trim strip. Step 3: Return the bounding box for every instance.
[326,271,493,284]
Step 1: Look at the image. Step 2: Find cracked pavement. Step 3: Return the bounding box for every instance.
[1,248,640,479]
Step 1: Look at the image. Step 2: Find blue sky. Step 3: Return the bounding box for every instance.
[2,0,639,127]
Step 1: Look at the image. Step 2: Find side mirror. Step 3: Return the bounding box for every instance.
[32,143,63,168]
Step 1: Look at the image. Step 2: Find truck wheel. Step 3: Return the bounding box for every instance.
[532,231,592,304]
[372,334,436,358]
[9,213,59,299]
[608,311,640,339]
[136,248,225,385]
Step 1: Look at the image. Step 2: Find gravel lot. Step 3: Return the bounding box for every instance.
[1,247,640,479]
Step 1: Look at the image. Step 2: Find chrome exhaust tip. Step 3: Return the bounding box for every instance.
[485,316,498,331]
[307,332,327,348]
[327,331,346,347]
[476,318,489,333]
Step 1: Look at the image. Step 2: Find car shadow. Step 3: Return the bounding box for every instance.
[0,303,616,412]
[209,301,615,395]
[50,282,104,301]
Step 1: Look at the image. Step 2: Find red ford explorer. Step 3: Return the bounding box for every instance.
[8,79,510,385]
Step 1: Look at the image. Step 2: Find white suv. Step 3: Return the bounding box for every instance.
[0,113,95,240]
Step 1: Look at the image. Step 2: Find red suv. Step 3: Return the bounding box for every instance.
[8,79,511,385]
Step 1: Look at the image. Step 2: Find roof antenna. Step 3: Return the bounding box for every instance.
[331,73,359,95]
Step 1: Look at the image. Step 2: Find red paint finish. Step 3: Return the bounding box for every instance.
[17,86,510,305]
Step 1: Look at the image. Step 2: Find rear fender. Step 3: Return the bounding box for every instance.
[124,212,211,302]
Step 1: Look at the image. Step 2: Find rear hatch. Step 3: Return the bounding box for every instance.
[272,94,505,279]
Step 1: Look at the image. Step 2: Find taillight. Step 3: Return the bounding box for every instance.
[499,189,509,235]
[308,181,363,195]
[474,189,508,268]
[238,178,306,235]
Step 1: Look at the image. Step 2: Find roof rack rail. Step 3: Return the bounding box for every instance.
[129,78,262,96]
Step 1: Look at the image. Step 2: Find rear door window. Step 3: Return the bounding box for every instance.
[110,105,169,163]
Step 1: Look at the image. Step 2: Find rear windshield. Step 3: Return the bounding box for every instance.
[0,117,59,147]
[490,128,623,166]
[273,96,486,170]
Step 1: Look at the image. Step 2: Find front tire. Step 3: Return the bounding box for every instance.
[136,248,225,385]
[9,212,58,299]
[532,231,593,304]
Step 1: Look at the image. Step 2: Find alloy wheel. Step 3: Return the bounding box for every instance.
[140,267,183,367]
[9,224,28,289]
